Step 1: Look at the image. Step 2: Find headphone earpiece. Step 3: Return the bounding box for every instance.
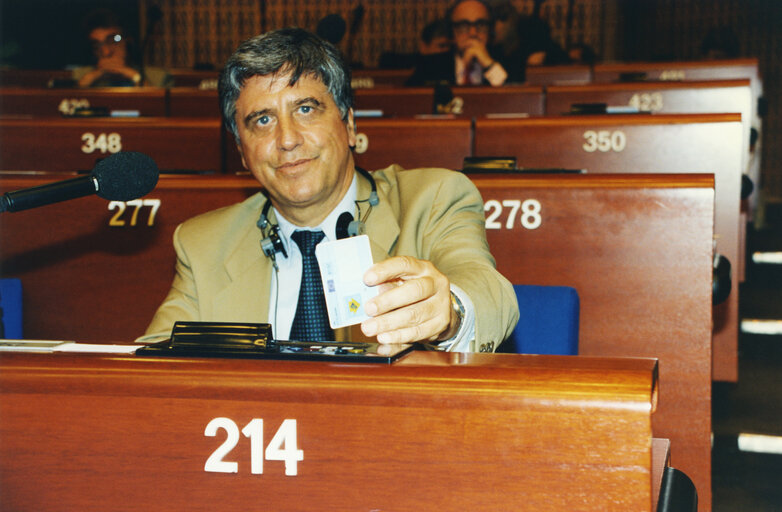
[336,211,366,239]
[258,200,287,265]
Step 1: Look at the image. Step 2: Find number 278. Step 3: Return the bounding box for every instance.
[484,199,541,230]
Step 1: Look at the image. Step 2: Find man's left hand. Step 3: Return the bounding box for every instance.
[361,256,459,344]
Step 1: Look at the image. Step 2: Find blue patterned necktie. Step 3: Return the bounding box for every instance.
[289,230,334,341]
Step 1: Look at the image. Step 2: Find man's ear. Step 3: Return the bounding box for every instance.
[346,108,357,148]
[235,139,248,170]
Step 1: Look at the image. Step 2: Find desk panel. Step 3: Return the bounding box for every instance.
[447,85,544,117]
[0,175,258,342]
[0,117,223,173]
[0,87,168,117]
[352,118,472,171]
[0,350,659,511]
[525,64,592,85]
[472,173,714,512]
[353,87,434,117]
[474,113,742,382]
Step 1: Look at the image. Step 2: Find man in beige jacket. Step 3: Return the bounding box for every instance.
[144,28,517,352]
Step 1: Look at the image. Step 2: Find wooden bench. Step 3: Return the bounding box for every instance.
[0,86,168,117]
[0,350,663,511]
[472,172,714,511]
[474,113,743,383]
[0,117,224,173]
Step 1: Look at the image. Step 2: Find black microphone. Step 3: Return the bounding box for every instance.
[336,211,366,239]
[0,151,159,213]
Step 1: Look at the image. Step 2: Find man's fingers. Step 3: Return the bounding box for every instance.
[365,277,433,316]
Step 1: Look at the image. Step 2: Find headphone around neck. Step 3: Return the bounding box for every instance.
[257,166,379,268]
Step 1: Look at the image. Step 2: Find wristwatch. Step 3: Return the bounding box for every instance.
[449,291,465,336]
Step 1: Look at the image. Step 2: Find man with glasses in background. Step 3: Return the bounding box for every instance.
[406,0,509,86]
[72,8,171,88]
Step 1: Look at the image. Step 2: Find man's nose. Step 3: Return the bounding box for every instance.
[276,116,303,151]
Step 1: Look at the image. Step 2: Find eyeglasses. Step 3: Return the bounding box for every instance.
[91,33,123,51]
[452,19,491,34]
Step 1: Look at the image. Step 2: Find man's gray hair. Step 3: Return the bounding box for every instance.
[219,27,353,139]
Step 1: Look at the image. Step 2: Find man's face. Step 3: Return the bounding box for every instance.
[451,0,491,53]
[89,27,126,63]
[234,72,356,225]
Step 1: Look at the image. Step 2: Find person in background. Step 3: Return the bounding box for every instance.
[406,0,510,86]
[141,28,518,351]
[518,15,570,67]
[378,18,451,69]
[489,0,527,83]
[419,18,452,55]
[72,8,171,87]
[567,43,598,66]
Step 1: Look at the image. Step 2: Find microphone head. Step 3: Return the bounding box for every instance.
[92,151,159,201]
[336,211,354,240]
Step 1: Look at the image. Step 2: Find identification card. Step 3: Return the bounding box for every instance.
[315,234,378,329]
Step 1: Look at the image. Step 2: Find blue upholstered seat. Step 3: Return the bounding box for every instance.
[0,278,23,339]
[499,284,579,355]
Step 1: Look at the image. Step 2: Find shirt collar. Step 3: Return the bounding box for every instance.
[273,172,358,255]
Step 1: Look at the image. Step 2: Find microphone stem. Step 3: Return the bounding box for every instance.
[1,176,98,213]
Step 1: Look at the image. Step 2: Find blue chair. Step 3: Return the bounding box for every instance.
[0,278,23,339]
[499,284,579,355]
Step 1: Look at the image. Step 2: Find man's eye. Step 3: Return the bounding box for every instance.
[256,115,270,126]
[299,105,313,114]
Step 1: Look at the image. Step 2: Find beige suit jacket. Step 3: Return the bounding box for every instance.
[144,165,518,351]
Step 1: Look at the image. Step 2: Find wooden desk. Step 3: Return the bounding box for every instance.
[0,172,712,507]
[352,118,472,171]
[593,58,764,219]
[168,88,222,117]
[0,117,224,173]
[353,87,434,117]
[0,86,168,117]
[591,58,761,92]
[471,173,714,511]
[0,69,72,87]
[474,113,742,383]
[0,350,661,511]
[0,175,257,343]
[351,68,413,88]
[167,69,220,88]
[445,85,544,117]
[545,79,754,223]
[525,64,592,85]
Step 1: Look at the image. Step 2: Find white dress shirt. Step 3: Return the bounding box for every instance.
[268,173,475,351]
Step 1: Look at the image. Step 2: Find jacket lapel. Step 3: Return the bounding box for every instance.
[214,197,273,323]
[358,170,399,262]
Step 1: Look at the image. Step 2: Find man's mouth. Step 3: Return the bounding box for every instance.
[275,158,313,172]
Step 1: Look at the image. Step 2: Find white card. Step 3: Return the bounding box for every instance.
[315,234,378,329]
